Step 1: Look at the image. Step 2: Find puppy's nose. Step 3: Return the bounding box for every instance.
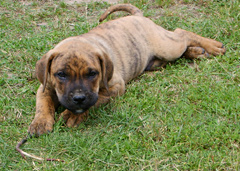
[73,94,86,103]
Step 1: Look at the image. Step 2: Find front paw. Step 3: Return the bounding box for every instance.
[59,109,88,127]
[28,117,54,137]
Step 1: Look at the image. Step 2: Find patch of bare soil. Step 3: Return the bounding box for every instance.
[64,0,121,4]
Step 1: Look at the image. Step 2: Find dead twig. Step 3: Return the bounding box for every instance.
[16,136,64,162]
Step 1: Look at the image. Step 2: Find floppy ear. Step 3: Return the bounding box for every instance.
[35,50,59,92]
[98,52,113,92]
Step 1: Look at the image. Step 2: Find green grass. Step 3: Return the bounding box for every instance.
[0,0,239,170]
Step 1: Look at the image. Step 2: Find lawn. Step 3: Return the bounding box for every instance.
[0,0,239,170]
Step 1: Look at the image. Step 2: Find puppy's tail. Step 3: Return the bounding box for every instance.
[99,4,143,22]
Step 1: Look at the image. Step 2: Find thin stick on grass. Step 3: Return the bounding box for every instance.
[16,136,64,162]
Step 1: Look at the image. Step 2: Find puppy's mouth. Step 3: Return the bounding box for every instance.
[62,105,89,115]
[75,109,84,113]
[72,108,87,114]
[59,100,96,115]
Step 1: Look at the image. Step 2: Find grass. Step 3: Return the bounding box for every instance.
[0,0,239,170]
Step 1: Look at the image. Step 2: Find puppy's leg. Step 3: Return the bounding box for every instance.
[60,109,88,128]
[174,28,226,57]
[183,47,210,59]
[145,47,210,71]
[28,85,59,136]
[96,79,126,107]
[152,27,225,62]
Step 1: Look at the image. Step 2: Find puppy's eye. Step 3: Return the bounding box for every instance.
[56,71,67,80]
[88,70,98,78]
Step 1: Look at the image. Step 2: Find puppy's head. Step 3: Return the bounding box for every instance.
[36,43,113,114]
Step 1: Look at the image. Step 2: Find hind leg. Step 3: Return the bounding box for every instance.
[183,47,210,59]
[174,28,226,56]
[151,26,225,62]
[146,28,226,70]
[145,47,210,71]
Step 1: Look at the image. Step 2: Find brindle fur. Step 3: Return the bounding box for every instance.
[28,4,226,136]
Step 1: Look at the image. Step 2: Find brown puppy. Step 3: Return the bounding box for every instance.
[28,4,225,136]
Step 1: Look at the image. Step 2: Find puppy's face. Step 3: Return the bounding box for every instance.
[49,52,102,114]
[36,41,113,114]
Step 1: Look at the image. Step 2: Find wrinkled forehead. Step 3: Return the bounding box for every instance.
[51,51,100,72]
